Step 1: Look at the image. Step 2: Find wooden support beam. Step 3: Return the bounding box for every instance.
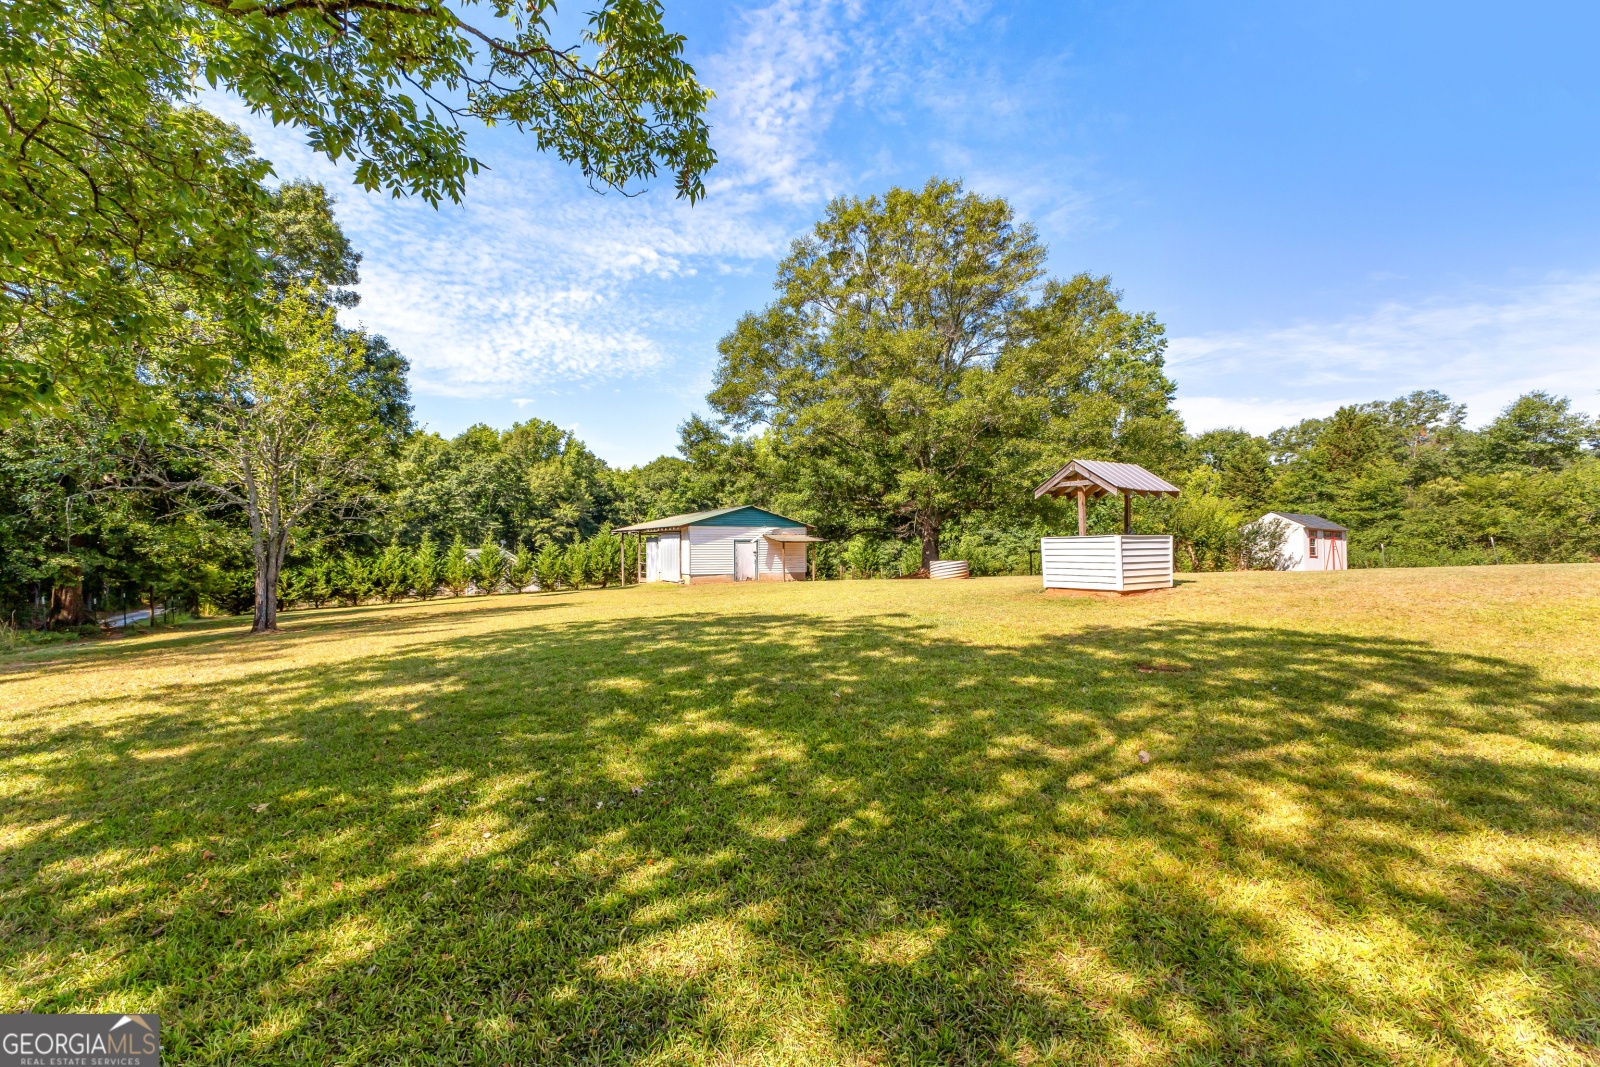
[1123,492,1132,535]
[1077,488,1087,537]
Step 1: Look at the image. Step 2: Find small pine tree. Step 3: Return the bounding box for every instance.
[354,555,377,603]
[333,554,370,606]
[844,535,881,579]
[326,555,352,606]
[308,554,336,607]
[622,533,640,582]
[563,537,588,589]
[375,541,411,602]
[534,542,564,591]
[811,542,842,580]
[442,535,472,597]
[411,534,442,599]
[476,537,506,594]
[509,540,537,591]
[279,565,309,609]
[588,530,620,587]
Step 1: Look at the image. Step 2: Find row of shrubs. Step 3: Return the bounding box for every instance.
[278,530,1023,607]
[280,524,1300,608]
[279,532,626,607]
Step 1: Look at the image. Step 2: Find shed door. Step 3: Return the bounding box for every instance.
[735,540,756,581]
[645,538,660,582]
[658,533,681,582]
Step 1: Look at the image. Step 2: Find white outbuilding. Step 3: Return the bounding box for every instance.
[1254,512,1349,571]
[614,506,823,585]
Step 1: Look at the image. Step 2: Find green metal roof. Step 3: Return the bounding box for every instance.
[613,505,808,534]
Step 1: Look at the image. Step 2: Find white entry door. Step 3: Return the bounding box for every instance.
[658,533,681,582]
[645,537,660,582]
[735,540,757,581]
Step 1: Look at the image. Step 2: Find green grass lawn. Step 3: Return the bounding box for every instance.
[3,567,1598,1065]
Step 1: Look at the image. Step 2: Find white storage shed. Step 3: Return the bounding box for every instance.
[1033,459,1182,593]
[1255,512,1349,571]
[614,506,823,585]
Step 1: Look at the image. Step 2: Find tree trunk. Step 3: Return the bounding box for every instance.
[47,558,96,630]
[920,517,940,572]
[252,534,284,634]
[48,581,95,630]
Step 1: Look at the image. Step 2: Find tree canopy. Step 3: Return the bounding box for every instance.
[707,178,1181,565]
[3,166,1596,633]
[1,0,713,417]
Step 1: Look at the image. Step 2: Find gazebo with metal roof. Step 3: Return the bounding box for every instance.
[1034,459,1181,537]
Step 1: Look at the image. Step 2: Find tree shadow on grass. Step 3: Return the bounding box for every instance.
[0,593,596,684]
[2,608,1598,1064]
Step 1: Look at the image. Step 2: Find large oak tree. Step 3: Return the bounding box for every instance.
[707,178,1183,566]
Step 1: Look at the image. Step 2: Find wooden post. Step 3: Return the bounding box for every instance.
[1123,492,1132,535]
[1076,489,1087,537]
[620,535,626,587]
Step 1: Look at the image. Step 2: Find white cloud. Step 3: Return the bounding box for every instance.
[339,160,789,398]
[702,0,993,203]
[204,93,789,399]
[703,0,853,204]
[1170,396,1349,437]
[195,1,1019,407]
[1170,274,1600,432]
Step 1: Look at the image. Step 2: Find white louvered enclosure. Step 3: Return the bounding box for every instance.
[1041,535,1173,592]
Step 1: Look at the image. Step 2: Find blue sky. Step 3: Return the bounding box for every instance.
[217,0,1600,467]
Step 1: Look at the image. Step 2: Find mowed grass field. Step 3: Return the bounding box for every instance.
[3,567,1599,1066]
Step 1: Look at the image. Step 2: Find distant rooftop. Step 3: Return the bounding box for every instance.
[1266,512,1348,532]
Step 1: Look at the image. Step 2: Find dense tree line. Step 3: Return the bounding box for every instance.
[670,386,1599,578]
[4,0,714,634]
[5,173,1596,637]
[1182,389,1600,568]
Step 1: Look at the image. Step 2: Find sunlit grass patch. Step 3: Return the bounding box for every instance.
[1,565,1598,1064]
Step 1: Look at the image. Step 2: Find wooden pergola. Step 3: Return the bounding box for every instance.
[1033,459,1181,536]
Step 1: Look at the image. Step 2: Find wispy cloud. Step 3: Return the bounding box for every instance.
[703,0,853,204]
[206,95,789,399]
[202,0,1001,405]
[703,0,995,203]
[1169,274,1600,432]
[341,161,790,398]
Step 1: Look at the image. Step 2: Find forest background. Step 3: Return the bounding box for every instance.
[9,1,1598,632]
[6,176,1597,627]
